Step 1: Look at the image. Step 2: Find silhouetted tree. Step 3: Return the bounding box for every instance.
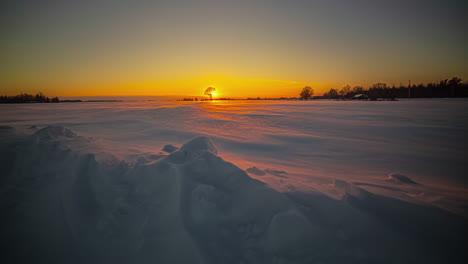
[323,88,339,99]
[448,77,462,97]
[352,86,365,95]
[205,87,216,101]
[300,86,313,100]
[339,85,351,98]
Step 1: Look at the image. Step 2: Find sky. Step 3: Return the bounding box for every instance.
[1,0,467,97]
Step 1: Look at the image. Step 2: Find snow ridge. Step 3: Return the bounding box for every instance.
[0,127,466,264]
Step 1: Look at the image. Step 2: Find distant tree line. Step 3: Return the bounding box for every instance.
[247,97,296,100]
[0,93,60,103]
[321,77,468,100]
[177,98,199,101]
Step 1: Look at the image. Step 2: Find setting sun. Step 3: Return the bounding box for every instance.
[1,1,467,263]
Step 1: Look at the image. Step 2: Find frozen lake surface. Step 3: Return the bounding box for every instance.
[1,99,467,263]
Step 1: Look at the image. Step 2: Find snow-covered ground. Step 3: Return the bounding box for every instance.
[1,99,467,263]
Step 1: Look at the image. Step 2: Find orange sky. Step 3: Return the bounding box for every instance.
[1,1,466,97]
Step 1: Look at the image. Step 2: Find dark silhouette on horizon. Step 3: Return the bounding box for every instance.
[321,77,468,100]
[204,87,216,101]
[0,93,59,104]
[0,94,125,104]
[2,77,468,103]
[299,86,314,100]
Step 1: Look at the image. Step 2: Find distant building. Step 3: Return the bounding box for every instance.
[352,94,368,100]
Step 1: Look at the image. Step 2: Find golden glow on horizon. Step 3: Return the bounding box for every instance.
[1,1,466,98]
[2,75,328,97]
[104,76,321,98]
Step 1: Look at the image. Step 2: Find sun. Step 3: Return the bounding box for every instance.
[211,91,217,96]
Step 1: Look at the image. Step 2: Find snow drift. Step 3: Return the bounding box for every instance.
[0,126,467,264]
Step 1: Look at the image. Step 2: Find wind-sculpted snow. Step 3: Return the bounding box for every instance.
[0,126,467,263]
[161,144,178,153]
[386,173,420,185]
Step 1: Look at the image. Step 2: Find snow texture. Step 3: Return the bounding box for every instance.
[1,99,468,263]
[162,144,178,153]
[246,166,266,176]
[386,173,420,185]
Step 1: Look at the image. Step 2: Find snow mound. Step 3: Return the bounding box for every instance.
[266,209,318,258]
[162,144,178,153]
[178,136,217,154]
[32,126,78,141]
[386,173,420,185]
[333,179,370,199]
[1,127,467,263]
[246,166,266,176]
[265,169,288,178]
[1,130,316,263]
[246,167,288,178]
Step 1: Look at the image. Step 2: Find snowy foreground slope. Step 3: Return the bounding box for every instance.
[0,125,467,264]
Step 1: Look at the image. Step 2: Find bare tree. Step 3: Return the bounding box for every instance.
[339,85,351,98]
[323,88,339,99]
[204,87,216,101]
[352,86,364,95]
[300,86,313,100]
